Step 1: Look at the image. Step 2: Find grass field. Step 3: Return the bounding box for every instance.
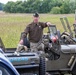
[0,12,75,48]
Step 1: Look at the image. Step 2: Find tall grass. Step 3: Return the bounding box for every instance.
[0,13,74,48]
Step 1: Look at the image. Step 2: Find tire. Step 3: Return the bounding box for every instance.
[39,57,46,75]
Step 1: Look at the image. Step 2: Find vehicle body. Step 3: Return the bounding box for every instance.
[0,48,19,75]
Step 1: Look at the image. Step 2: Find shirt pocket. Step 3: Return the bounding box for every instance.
[30,26,35,32]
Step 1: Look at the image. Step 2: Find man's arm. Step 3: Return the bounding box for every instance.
[19,39,23,45]
[40,22,51,28]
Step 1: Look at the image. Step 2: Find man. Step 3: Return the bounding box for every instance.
[15,12,51,54]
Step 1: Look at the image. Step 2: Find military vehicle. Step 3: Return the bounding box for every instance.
[43,25,76,75]
[0,24,76,75]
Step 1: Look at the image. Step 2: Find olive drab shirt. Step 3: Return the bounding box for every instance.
[22,22,47,43]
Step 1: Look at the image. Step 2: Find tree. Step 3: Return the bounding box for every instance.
[3,1,15,13]
[15,1,24,13]
[50,7,61,14]
[60,0,70,14]
[49,0,63,11]
[69,0,76,13]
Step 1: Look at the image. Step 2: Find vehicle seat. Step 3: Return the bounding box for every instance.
[20,32,30,48]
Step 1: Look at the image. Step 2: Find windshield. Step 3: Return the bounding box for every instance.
[48,25,57,35]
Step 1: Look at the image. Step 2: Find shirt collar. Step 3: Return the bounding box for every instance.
[33,21,39,25]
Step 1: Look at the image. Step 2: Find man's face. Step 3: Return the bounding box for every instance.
[33,16,39,23]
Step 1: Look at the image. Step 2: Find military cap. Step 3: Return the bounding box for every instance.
[33,12,39,17]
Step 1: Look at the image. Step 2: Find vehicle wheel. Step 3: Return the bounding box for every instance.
[72,63,76,75]
[39,57,46,75]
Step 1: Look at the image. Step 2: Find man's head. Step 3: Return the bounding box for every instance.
[33,12,39,23]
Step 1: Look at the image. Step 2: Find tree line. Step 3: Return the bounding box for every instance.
[0,0,76,14]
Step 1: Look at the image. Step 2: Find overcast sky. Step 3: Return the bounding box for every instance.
[0,0,18,4]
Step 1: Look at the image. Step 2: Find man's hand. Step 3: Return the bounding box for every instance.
[46,22,51,26]
[19,39,23,44]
